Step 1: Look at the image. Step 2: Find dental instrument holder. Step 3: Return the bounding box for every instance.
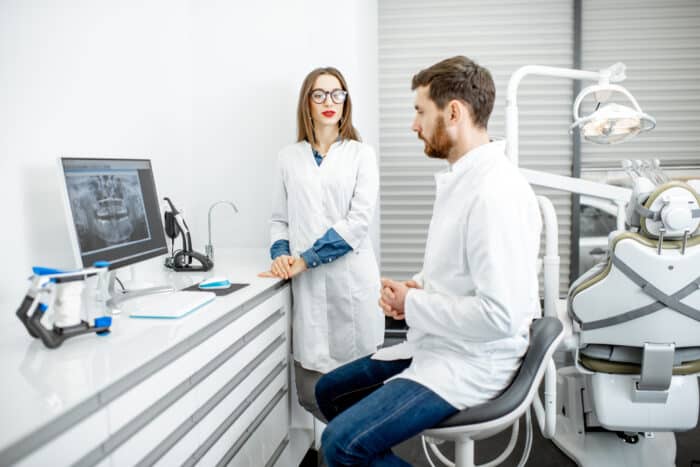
[163,197,213,272]
[204,200,239,262]
[15,264,113,349]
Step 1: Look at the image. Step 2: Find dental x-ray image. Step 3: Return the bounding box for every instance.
[66,171,150,255]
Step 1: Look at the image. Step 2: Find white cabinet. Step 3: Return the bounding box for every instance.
[106,285,293,466]
[14,408,110,467]
[1,282,309,467]
[107,288,290,466]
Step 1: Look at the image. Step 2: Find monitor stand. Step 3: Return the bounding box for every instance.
[103,270,173,313]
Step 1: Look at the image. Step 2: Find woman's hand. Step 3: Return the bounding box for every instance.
[258,255,310,279]
[258,255,294,279]
[288,256,308,278]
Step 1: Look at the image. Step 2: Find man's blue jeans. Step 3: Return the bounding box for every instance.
[315,355,458,466]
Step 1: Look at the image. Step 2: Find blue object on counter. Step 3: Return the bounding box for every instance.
[95,316,112,327]
[198,277,232,290]
[94,316,112,336]
[32,266,67,276]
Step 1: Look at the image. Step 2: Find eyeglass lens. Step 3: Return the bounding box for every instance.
[311,89,347,104]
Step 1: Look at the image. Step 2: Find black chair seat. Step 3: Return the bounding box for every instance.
[435,317,563,428]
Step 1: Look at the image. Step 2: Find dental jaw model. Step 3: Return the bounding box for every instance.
[16,263,113,349]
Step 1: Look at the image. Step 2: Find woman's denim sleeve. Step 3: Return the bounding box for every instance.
[301,228,353,268]
[270,239,291,259]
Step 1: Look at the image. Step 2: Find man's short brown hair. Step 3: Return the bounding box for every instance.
[411,56,495,129]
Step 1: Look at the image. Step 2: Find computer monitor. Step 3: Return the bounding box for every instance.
[59,157,168,271]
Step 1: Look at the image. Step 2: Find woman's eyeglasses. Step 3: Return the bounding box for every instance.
[310,88,348,104]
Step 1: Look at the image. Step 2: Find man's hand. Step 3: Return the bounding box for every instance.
[379,277,420,320]
[258,255,294,278]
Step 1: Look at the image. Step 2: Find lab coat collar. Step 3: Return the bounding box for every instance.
[302,136,344,152]
[449,139,505,174]
[435,139,505,183]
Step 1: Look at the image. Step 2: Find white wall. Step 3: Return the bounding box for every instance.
[0,0,378,302]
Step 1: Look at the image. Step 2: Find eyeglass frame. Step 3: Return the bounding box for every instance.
[309,88,348,104]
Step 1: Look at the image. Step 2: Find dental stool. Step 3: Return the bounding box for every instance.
[552,181,700,467]
[422,317,564,467]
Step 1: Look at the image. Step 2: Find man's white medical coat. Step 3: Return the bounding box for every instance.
[373,140,542,409]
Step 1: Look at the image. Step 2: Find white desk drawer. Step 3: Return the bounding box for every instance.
[196,371,287,466]
[225,396,288,467]
[155,337,286,467]
[16,408,109,467]
[165,357,287,467]
[108,319,287,465]
[107,291,287,435]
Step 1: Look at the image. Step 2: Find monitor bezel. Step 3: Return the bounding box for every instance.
[58,156,169,271]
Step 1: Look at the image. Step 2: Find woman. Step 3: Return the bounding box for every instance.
[259,67,384,420]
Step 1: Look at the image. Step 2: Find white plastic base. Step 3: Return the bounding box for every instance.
[554,368,679,467]
[590,373,698,431]
[552,417,676,467]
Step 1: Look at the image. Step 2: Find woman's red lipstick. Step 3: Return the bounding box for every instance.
[322,110,336,117]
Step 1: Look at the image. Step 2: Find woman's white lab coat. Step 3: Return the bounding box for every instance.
[270,139,384,373]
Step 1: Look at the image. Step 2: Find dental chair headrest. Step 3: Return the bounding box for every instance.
[627,181,700,240]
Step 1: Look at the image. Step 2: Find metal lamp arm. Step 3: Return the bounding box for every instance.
[520,168,631,203]
[505,63,627,166]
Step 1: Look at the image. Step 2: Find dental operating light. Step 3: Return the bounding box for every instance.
[506,62,656,164]
[505,62,656,210]
[570,83,656,145]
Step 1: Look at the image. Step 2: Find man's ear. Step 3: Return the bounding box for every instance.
[446,99,464,125]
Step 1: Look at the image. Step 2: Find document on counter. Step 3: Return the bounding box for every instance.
[126,291,216,319]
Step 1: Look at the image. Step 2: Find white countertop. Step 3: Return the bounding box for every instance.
[0,248,284,452]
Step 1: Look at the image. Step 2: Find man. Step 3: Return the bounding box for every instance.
[315,56,542,466]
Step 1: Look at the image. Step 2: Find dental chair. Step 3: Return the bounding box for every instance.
[421,180,700,467]
[421,196,565,467]
[493,62,699,467]
[553,180,700,467]
[422,317,563,467]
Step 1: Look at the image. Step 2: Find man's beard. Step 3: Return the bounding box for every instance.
[419,116,452,160]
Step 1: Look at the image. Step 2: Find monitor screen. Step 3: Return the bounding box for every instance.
[59,157,168,270]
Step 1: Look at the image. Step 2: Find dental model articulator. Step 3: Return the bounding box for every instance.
[15,262,113,349]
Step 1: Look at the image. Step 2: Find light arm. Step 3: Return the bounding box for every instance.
[506,63,627,166]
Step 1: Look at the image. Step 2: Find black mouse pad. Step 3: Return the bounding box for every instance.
[182,283,249,296]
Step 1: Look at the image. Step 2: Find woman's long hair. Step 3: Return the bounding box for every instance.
[296,67,360,144]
